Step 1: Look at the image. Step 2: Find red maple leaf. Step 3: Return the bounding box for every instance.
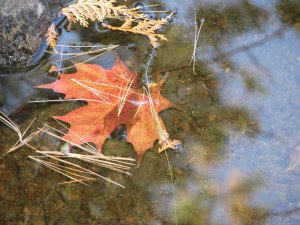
[38,56,177,166]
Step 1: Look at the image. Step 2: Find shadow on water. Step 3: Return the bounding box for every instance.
[0,0,300,224]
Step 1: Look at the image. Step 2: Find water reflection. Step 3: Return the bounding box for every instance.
[1,0,300,224]
[277,0,300,30]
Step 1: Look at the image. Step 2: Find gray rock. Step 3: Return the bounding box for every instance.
[0,0,69,67]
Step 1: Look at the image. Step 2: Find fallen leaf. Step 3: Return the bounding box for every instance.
[38,56,175,165]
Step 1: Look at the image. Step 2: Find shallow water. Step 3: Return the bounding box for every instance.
[0,0,300,224]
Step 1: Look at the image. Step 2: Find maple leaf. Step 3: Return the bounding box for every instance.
[38,56,176,166]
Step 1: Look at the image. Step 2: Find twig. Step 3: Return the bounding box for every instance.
[143,49,179,225]
[189,11,205,74]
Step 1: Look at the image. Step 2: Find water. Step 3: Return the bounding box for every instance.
[0,0,300,224]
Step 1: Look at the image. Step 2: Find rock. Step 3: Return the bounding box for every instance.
[0,0,69,68]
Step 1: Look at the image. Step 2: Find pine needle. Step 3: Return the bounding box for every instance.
[29,131,134,187]
[189,12,205,74]
[118,76,135,116]
[0,111,134,187]
[0,111,41,153]
[54,45,118,72]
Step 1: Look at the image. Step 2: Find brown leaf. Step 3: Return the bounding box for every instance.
[38,56,175,166]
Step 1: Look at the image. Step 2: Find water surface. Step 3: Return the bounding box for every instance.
[0,0,300,224]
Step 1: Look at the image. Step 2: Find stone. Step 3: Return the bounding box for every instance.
[0,0,69,67]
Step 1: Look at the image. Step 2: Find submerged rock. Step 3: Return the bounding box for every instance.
[0,0,69,68]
